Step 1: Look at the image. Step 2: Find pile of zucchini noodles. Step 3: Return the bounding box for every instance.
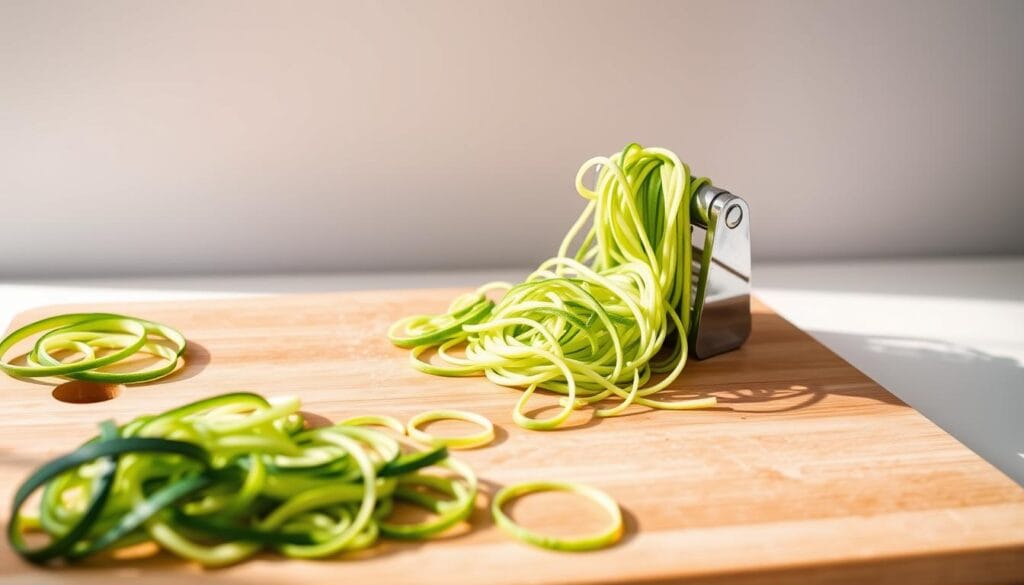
[7,393,477,566]
[389,144,717,429]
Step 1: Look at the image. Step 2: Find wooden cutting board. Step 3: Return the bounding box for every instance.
[0,290,1022,584]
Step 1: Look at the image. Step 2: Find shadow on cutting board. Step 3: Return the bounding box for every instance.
[144,339,211,386]
[583,309,1021,425]
[662,329,1020,416]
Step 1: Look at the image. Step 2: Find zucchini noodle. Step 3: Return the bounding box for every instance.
[491,481,622,551]
[0,313,186,384]
[406,409,495,450]
[7,392,477,566]
[389,144,717,429]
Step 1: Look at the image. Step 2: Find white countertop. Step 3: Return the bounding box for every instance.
[3,257,1022,486]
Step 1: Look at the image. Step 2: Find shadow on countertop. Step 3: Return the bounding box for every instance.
[805,329,1024,487]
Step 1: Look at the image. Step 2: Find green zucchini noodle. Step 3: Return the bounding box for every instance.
[389,144,717,429]
[491,481,623,551]
[0,313,187,384]
[7,392,477,566]
[406,409,495,450]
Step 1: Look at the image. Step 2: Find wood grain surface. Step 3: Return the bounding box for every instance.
[0,290,1022,584]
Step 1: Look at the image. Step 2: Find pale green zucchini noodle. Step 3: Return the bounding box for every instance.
[491,481,622,551]
[406,409,495,450]
[389,144,717,429]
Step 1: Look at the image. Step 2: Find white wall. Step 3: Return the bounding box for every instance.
[1,0,1022,277]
